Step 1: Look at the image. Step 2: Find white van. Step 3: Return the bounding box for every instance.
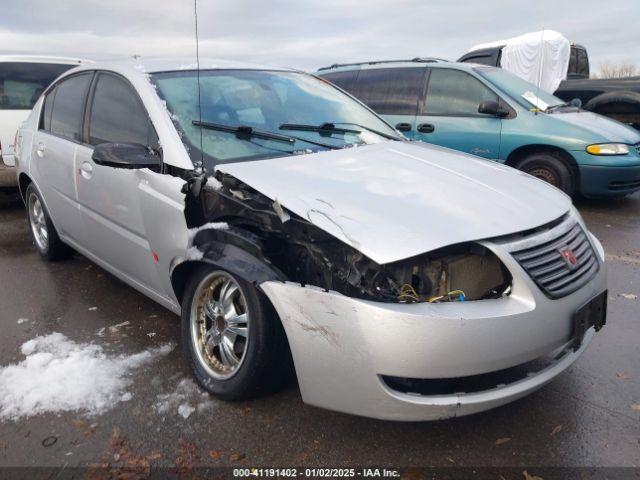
[0,56,88,189]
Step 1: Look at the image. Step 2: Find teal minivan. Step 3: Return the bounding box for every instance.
[317,59,640,197]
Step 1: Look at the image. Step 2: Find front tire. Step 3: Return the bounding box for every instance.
[515,153,574,196]
[26,184,72,261]
[181,266,290,400]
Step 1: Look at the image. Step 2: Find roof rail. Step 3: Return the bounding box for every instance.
[317,57,448,71]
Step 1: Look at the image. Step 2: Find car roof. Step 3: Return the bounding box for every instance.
[69,57,297,75]
[317,59,480,74]
[0,55,92,65]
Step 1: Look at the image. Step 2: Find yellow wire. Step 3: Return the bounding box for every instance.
[397,284,466,303]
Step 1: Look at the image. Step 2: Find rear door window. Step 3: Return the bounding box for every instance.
[0,62,75,110]
[424,68,498,116]
[49,73,92,141]
[576,49,589,77]
[41,86,56,131]
[88,72,154,147]
[350,67,426,115]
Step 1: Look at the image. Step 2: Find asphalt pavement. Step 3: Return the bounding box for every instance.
[0,189,638,475]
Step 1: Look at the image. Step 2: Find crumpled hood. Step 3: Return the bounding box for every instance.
[217,141,571,264]
[548,110,640,144]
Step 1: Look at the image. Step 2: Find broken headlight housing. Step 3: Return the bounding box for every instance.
[367,243,512,303]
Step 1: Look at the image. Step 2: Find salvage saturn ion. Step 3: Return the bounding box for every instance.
[14,59,607,420]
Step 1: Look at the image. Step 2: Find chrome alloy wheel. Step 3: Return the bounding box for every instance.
[28,193,48,252]
[190,271,249,379]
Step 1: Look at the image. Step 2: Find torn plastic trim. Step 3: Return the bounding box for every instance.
[181,172,512,304]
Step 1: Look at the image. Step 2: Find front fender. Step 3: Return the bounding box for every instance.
[170,227,285,305]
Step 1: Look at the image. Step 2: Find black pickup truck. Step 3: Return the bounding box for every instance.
[458,44,640,130]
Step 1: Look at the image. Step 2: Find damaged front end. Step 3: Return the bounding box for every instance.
[182,173,512,304]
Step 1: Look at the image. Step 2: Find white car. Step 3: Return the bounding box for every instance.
[15,59,607,420]
[0,56,89,189]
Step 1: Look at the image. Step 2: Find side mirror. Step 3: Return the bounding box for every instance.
[478,100,509,118]
[92,143,160,170]
[570,98,582,108]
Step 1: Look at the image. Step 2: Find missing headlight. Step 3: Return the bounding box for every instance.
[371,244,512,303]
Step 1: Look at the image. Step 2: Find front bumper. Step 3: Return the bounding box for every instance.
[572,151,640,197]
[0,156,17,188]
[260,224,607,421]
[580,164,640,197]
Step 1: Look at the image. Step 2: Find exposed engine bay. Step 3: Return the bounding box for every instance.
[183,173,512,303]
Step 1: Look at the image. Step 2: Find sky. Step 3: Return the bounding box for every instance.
[1,0,638,73]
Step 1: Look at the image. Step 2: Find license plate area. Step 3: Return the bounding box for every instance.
[573,290,607,350]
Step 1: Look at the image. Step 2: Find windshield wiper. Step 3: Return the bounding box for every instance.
[193,120,341,150]
[280,121,401,141]
[192,120,295,144]
[279,122,362,134]
[329,122,403,140]
[545,102,575,113]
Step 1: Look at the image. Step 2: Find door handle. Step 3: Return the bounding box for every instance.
[417,123,435,133]
[395,122,412,132]
[79,161,93,179]
[35,142,45,157]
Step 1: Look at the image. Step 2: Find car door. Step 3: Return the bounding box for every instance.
[348,67,426,139]
[30,72,93,240]
[417,68,502,159]
[74,71,167,296]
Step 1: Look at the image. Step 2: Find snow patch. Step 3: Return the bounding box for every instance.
[187,222,229,242]
[185,246,204,261]
[154,378,216,419]
[178,403,195,419]
[0,333,174,420]
[206,176,223,190]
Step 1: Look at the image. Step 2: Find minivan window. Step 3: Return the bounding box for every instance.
[350,68,425,115]
[49,73,92,141]
[319,70,358,92]
[89,73,153,147]
[465,55,495,67]
[424,68,499,116]
[0,62,74,110]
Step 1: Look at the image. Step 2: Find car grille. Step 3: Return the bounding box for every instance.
[511,222,599,298]
[635,143,640,155]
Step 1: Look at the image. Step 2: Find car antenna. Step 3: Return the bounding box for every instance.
[535,28,545,116]
[194,0,204,172]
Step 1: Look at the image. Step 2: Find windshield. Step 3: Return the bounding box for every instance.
[151,69,400,170]
[475,67,564,111]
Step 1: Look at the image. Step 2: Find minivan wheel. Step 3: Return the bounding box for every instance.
[181,265,290,400]
[515,153,574,196]
[25,184,72,261]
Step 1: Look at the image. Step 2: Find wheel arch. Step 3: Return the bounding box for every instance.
[505,144,580,190]
[584,90,640,110]
[18,172,32,203]
[170,228,286,307]
[584,90,640,128]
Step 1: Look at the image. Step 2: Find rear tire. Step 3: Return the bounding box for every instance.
[515,153,575,196]
[25,184,73,261]
[181,265,291,400]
